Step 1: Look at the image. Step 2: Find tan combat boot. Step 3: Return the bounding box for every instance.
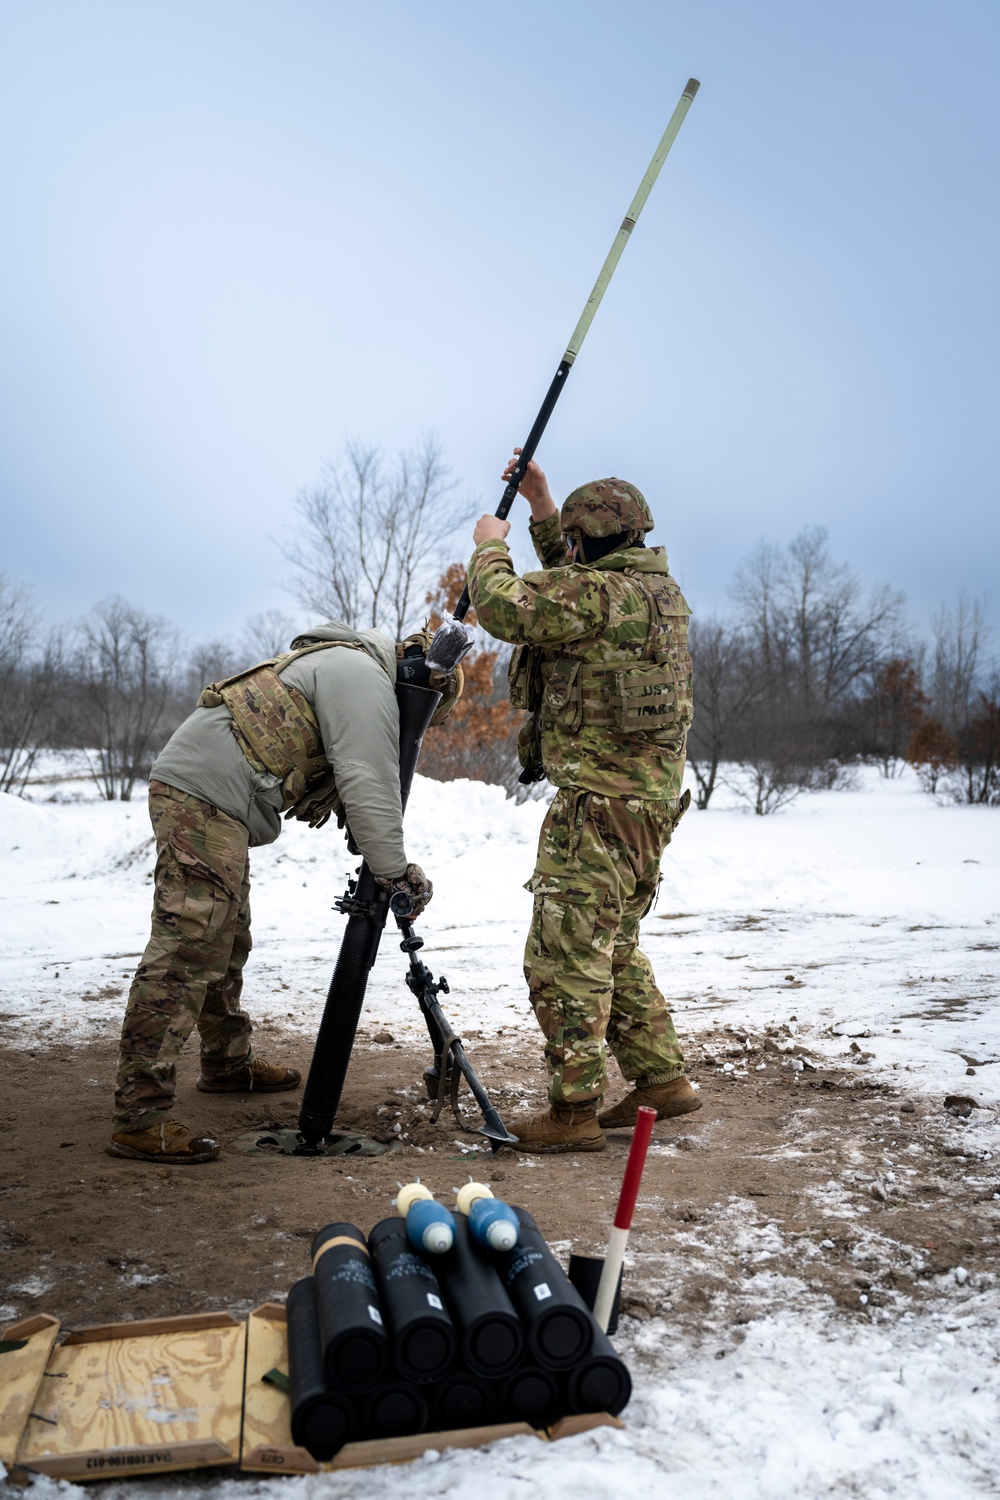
[107,1120,220,1164]
[599,1076,702,1128]
[196,1056,301,1093]
[510,1099,606,1154]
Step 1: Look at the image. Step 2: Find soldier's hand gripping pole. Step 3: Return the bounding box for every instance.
[426,76,700,671]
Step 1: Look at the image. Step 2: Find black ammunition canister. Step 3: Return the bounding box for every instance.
[566,1322,632,1417]
[493,1208,594,1370]
[567,1250,622,1335]
[368,1217,457,1383]
[496,1363,562,1428]
[438,1215,525,1378]
[286,1278,357,1460]
[432,1368,496,1430]
[311,1221,390,1393]
[364,1380,429,1439]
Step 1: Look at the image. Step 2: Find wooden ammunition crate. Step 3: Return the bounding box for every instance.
[2,1305,621,1484]
[4,1312,245,1482]
[1,1315,62,1477]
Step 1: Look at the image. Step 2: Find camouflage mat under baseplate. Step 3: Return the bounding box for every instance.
[236,1128,397,1158]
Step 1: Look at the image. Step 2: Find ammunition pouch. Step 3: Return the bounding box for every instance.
[507,645,544,712]
[540,659,584,732]
[537,658,690,747]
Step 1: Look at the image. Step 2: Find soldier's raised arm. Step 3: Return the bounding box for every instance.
[499,450,568,570]
[467,532,607,647]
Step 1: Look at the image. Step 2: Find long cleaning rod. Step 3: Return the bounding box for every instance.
[428,75,700,663]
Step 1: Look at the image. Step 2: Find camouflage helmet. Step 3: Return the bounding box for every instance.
[560,477,653,540]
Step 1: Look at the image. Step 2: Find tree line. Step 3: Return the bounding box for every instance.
[2,439,997,808]
[686,529,998,811]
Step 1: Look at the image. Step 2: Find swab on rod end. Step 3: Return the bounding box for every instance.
[426,617,475,672]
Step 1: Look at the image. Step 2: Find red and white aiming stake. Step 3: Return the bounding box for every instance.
[593,1105,657,1333]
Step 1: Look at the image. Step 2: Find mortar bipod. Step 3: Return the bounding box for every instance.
[390,894,518,1152]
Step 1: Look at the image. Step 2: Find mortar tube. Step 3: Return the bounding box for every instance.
[363,1380,429,1440]
[494,1362,562,1429]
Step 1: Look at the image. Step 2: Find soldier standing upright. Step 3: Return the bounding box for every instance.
[468,452,701,1153]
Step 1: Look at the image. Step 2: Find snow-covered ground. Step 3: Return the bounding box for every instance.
[2,764,999,1497]
[2,763,996,1107]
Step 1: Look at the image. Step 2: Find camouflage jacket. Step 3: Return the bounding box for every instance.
[468,513,692,799]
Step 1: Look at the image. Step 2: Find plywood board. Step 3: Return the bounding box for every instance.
[14,1313,246,1482]
[240,1303,314,1473]
[548,1412,625,1441]
[0,1315,61,1472]
[240,1303,541,1476]
[62,1312,239,1346]
[322,1423,544,1472]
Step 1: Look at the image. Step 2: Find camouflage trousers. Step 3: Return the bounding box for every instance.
[113,781,256,1130]
[524,787,688,1106]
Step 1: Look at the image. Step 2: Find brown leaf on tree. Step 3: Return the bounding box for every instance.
[421,565,521,790]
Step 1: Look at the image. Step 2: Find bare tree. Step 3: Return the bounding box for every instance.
[75,598,180,800]
[729,541,786,686]
[0,577,60,794]
[724,688,850,815]
[240,609,300,660]
[712,528,903,811]
[174,636,244,717]
[950,684,1000,806]
[929,593,989,732]
[284,436,474,640]
[687,617,764,809]
[732,527,902,720]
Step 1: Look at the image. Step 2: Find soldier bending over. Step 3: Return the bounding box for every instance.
[109,622,437,1165]
[468,454,701,1153]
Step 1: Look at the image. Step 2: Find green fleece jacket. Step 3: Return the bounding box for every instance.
[149,623,407,877]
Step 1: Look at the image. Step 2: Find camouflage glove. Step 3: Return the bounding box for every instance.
[375,862,434,917]
[428,661,463,725]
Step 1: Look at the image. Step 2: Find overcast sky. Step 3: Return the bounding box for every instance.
[1,0,997,647]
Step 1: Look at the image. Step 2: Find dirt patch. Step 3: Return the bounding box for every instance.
[2,1026,998,1341]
